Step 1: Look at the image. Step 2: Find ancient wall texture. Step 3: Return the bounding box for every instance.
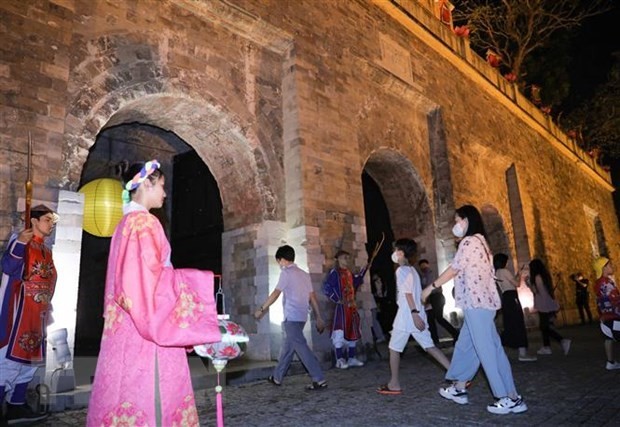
[1,0,618,359]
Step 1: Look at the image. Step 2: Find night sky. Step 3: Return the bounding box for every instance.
[563,3,619,108]
[563,3,620,216]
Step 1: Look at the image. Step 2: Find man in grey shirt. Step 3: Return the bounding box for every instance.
[255,245,327,390]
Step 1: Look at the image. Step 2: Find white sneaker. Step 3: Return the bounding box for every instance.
[347,357,364,367]
[439,385,468,405]
[537,347,552,355]
[487,396,528,415]
[335,358,349,369]
[606,361,620,370]
[561,339,571,356]
[518,354,537,362]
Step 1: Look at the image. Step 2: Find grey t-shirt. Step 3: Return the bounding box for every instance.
[276,263,312,322]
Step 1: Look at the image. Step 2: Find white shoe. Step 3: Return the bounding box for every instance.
[606,361,620,370]
[487,396,528,415]
[561,339,571,356]
[347,357,364,367]
[335,358,349,369]
[439,385,468,405]
[518,354,537,362]
[537,347,552,355]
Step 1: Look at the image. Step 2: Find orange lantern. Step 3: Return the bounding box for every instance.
[79,178,124,237]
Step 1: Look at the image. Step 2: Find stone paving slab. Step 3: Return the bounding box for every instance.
[40,323,619,426]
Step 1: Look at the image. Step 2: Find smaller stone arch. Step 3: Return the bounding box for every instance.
[363,148,436,260]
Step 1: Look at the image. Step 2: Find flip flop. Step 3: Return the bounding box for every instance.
[376,384,402,395]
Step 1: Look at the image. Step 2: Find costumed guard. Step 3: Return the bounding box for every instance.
[0,205,58,423]
[323,250,368,369]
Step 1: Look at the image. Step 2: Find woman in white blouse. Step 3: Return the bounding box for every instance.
[422,205,527,415]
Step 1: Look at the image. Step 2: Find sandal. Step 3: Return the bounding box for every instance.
[376,384,402,395]
[267,375,281,386]
[306,380,327,390]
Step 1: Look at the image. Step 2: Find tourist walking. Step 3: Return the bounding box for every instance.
[377,239,450,395]
[493,253,536,362]
[419,259,459,345]
[255,245,327,389]
[421,205,527,415]
[526,259,571,356]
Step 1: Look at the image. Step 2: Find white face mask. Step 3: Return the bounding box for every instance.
[391,251,400,264]
[452,218,468,238]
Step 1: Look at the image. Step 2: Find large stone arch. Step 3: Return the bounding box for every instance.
[61,29,289,356]
[68,93,279,229]
[61,36,284,227]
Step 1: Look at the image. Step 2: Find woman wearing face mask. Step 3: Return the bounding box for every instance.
[421,205,527,415]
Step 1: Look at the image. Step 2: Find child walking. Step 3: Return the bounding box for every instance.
[377,238,450,395]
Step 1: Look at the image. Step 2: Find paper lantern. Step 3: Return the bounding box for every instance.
[194,315,249,362]
[194,315,249,427]
[79,178,124,237]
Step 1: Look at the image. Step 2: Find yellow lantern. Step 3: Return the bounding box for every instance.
[79,178,124,237]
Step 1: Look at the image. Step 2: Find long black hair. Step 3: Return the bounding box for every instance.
[455,205,487,238]
[529,258,554,299]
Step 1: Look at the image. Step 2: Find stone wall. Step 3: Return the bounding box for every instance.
[1,0,618,363]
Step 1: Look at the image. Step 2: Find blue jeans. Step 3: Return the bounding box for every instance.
[446,308,517,398]
[274,321,324,383]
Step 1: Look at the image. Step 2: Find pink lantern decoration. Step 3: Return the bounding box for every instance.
[194,276,249,427]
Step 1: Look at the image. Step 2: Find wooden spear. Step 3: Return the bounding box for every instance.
[24,132,33,228]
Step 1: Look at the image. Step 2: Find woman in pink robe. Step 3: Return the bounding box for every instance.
[87,161,221,427]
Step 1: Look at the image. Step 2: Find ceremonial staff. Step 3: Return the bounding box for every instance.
[25,132,33,228]
[23,132,33,280]
[367,232,385,268]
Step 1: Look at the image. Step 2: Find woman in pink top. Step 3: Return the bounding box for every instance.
[422,205,527,415]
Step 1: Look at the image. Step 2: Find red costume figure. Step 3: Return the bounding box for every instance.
[323,250,368,369]
[0,204,58,423]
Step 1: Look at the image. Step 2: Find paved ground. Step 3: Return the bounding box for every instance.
[39,323,619,426]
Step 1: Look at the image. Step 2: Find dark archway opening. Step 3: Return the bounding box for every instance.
[170,150,223,274]
[362,170,396,335]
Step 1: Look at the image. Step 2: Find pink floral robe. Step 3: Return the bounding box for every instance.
[87,207,221,426]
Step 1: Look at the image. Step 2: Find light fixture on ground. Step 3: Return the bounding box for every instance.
[45,328,76,393]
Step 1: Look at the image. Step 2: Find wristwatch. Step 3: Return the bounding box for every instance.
[411,309,420,314]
